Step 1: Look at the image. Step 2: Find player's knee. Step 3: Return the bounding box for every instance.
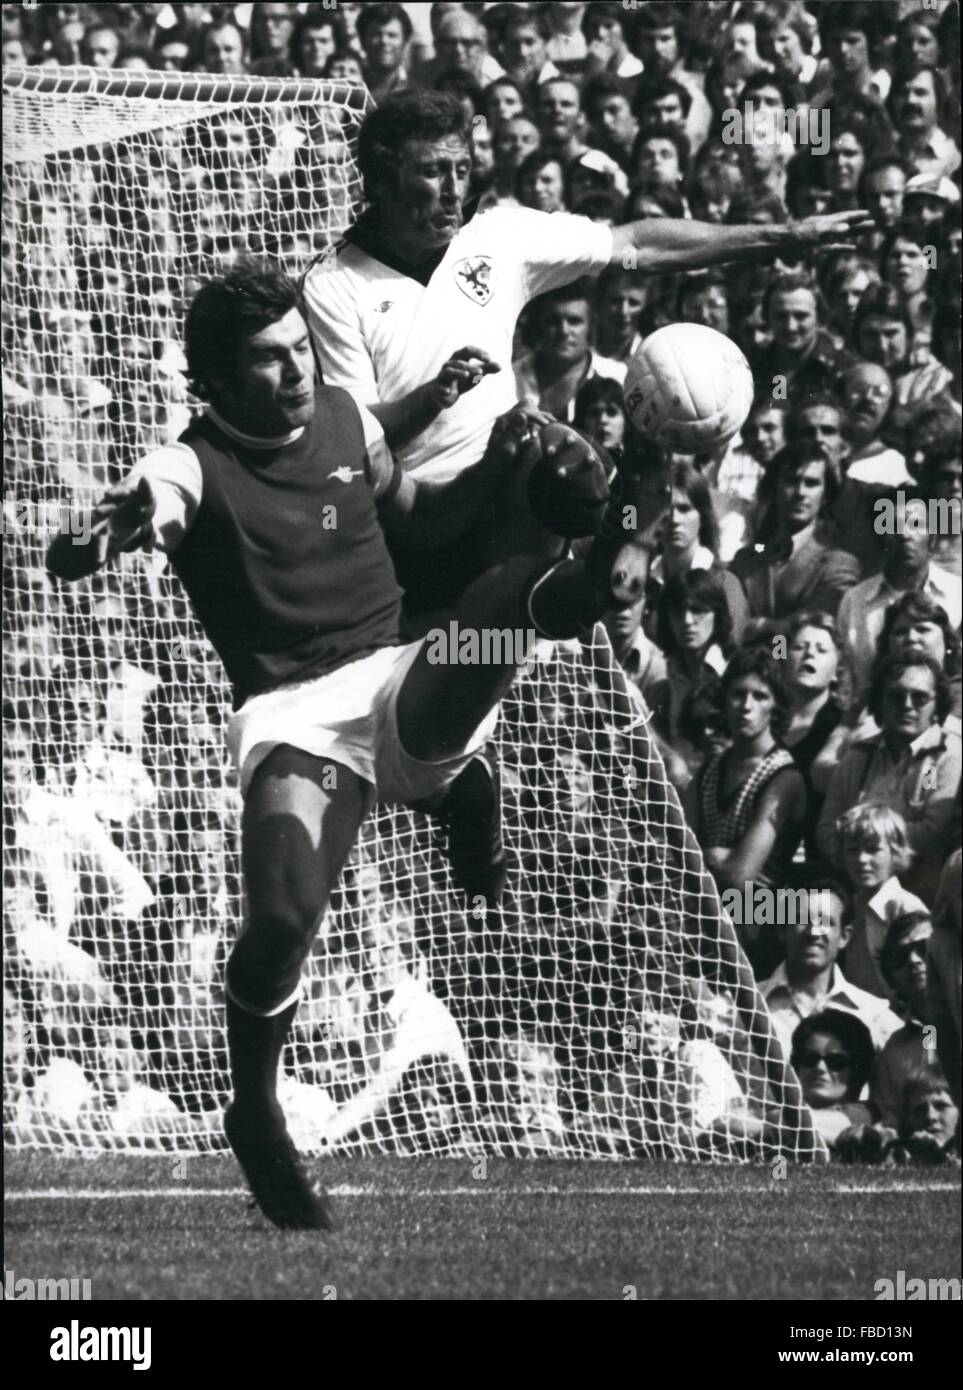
[246,896,320,972]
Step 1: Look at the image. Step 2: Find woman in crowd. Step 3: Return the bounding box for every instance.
[877,592,962,727]
[652,569,732,785]
[782,612,849,860]
[648,461,749,645]
[688,646,806,972]
[789,1010,875,1152]
[817,655,962,904]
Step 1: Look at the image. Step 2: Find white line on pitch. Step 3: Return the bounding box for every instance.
[6,1183,961,1201]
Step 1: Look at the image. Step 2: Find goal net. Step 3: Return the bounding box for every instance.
[2,68,824,1162]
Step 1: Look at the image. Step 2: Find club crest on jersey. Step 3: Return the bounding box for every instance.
[453,255,494,305]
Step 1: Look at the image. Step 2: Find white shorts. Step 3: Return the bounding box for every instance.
[227,640,499,804]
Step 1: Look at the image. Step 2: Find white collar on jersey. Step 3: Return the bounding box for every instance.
[206,405,305,451]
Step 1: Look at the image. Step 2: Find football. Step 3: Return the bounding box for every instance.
[623,323,755,453]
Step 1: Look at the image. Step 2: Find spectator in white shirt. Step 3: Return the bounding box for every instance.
[887,62,961,181]
[759,879,902,1058]
[514,279,626,422]
[839,362,911,489]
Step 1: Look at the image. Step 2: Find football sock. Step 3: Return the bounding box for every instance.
[225,988,298,1116]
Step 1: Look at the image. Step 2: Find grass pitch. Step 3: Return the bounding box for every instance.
[5,1153,959,1301]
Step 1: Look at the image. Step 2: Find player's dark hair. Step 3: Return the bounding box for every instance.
[867,655,951,728]
[184,258,300,399]
[719,644,792,740]
[356,1,413,47]
[358,91,472,196]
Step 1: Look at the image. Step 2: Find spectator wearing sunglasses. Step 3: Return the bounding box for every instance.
[789,1009,876,1151]
[870,909,948,1130]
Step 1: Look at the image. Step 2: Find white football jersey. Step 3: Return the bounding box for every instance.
[303,206,613,483]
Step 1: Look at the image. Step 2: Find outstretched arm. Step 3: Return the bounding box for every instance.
[46,476,158,582]
[610,209,875,274]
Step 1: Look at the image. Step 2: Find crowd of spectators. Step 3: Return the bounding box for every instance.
[3,1,961,1161]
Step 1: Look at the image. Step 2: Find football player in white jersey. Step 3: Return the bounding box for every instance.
[303,89,872,904]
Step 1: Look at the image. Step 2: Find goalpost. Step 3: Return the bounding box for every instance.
[2,67,824,1161]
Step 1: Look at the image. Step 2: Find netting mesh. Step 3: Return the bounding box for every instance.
[3,68,823,1161]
